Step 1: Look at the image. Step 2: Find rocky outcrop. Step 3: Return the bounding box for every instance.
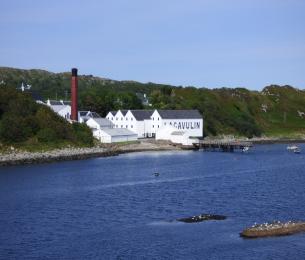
[240,221,305,238]
[177,214,227,223]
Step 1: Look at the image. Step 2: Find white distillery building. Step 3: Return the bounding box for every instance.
[46,99,71,120]
[78,111,104,124]
[106,110,154,138]
[86,117,137,143]
[106,109,203,139]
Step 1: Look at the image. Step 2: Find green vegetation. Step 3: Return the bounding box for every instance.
[0,87,94,151]
[1,67,305,139]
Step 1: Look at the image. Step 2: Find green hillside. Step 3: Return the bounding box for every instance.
[1,67,305,138]
[0,86,94,151]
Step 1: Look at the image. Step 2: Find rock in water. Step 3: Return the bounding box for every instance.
[177,214,227,223]
[240,221,305,238]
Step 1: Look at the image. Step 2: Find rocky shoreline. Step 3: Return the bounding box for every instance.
[204,135,305,144]
[0,140,181,166]
[1,136,305,167]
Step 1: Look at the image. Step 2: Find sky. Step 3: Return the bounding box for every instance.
[1,0,305,90]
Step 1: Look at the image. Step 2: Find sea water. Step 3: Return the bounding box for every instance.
[0,144,305,259]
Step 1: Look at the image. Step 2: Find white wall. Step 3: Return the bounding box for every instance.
[151,110,203,137]
[50,105,71,120]
[86,118,100,130]
[107,109,203,138]
[92,129,137,143]
[106,112,115,121]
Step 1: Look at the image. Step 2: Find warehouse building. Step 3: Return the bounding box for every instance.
[107,109,203,140]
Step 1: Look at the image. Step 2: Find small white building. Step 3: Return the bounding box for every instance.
[86,117,137,143]
[156,125,198,146]
[93,128,138,143]
[86,118,114,130]
[46,99,71,120]
[79,111,103,123]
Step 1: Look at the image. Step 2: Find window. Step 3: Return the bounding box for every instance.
[131,118,133,121]
[164,123,166,126]
[131,125,133,128]
[111,117,113,120]
[121,125,123,128]
[152,117,154,121]
[126,117,128,121]
[153,125,154,128]
[158,117,159,121]
[126,125,128,128]
[158,125,159,128]
[116,117,118,121]
[121,117,123,120]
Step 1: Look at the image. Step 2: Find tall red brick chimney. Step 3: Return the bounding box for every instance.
[71,68,78,121]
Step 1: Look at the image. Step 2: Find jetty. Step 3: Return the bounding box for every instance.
[240,221,305,238]
[193,140,253,152]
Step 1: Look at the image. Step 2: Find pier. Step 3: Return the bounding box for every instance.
[193,140,253,152]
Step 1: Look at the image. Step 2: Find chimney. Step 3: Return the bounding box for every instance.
[71,68,78,121]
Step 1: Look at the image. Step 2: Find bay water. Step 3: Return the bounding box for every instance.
[1,144,305,259]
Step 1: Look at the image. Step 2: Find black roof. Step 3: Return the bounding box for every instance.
[63,101,71,105]
[79,111,89,116]
[91,112,101,118]
[109,111,117,115]
[130,110,153,120]
[120,110,128,116]
[157,110,202,119]
[49,100,63,105]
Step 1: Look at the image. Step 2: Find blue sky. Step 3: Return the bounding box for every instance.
[1,0,305,90]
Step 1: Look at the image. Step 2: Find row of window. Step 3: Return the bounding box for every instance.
[115,125,134,129]
[152,117,160,121]
[107,117,134,121]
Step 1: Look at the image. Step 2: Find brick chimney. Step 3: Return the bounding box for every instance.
[71,68,78,121]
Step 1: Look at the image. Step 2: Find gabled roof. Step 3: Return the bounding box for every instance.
[101,128,137,136]
[50,105,70,113]
[108,111,117,116]
[91,112,101,118]
[92,118,114,128]
[119,110,128,116]
[62,101,71,105]
[130,110,154,120]
[157,110,202,119]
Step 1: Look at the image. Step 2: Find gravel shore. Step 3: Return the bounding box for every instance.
[0,140,181,166]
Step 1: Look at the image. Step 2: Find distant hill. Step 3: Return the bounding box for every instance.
[1,66,305,138]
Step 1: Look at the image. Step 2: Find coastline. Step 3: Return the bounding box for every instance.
[1,137,305,167]
[0,140,181,166]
